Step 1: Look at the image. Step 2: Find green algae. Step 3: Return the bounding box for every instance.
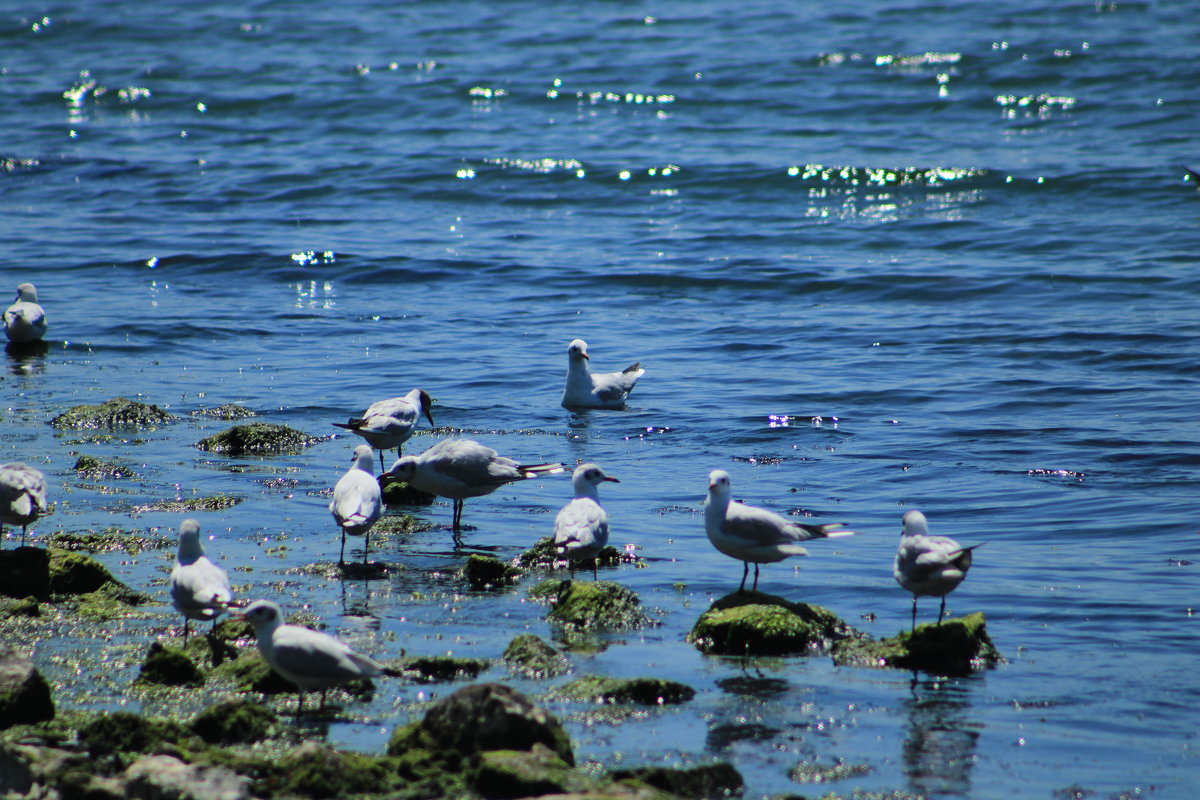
[380,477,436,506]
[136,643,204,687]
[45,527,173,555]
[50,397,175,430]
[465,553,523,590]
[394,655,491,684]
[532,579,654,631]
[194,422,321,455]
[502,633,572,679]
[474,744,599,798]
[549,675,696,706]
[0,547,148,604]
[831,612,1003,676]
[687,591,853,656]
[78,711,190,759]
[134,494,244,513]
[610,762,745,799]
[0,596,40,619]
[212,651,298,695]
[518,535,626,572]
[190,698,278,745]
[71,454,138,479]
[190,404,257,420]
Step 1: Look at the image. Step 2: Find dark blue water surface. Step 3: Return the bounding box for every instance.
[3,1,1200,797]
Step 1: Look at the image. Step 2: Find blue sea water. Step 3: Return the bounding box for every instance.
[3,1,1200,797]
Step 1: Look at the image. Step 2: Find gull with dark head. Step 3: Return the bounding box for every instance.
[0,462,48,548]
[704,469,855,593]
[553,463,619,579]
[3,283,47,345]
[169,519,234,643]
[561,338,645,409]
[893,510,980,631]
[236,599,393,712]
[383,438,563,531]
[333,388,434,470]
[329,444,383,565]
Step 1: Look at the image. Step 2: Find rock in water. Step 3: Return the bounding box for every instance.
[831,612,1003,676]
[0,644,54,729]
[687,591,854,656]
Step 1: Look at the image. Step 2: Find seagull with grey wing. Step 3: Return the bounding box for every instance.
[0,462,48,548]
[893,509,981,631]
[553,463,620,579]
[169,519,234,643]
[561,338,645,409]
[333,388,434,471]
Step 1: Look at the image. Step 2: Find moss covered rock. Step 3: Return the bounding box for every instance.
[194,423,319,455]
[465,554,523,590]
[190,404,257,420]
[610,762,744,799]
[0,547,147,604]
[474,744,599,798]
[0,645,55,730]
[533,579,653,631]
[123,754,251,800]
[78,712,189,759]
[518,535,623,572]
[0,596,40,619]
[212,651,299,695]
[550,676,696,706]
[190,698,277,745]
[50,397,174,429]
[72,454,137,480]
[687,591,854,656]
[831,612,1003,676]
[136,643,204,687]
[274,741,393,798]
[395,655,491,684]
[380,477,436,506]
[503,634,571,679]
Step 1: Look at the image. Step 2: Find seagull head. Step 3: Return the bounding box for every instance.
[381,456,418,483]
[901,509,930,537]
[572,463,619,493]
[176,518,205,563]
[416,389,435,426]
[235,599,284,632]
[14,283,38,302]
[707,469,733,496]
[351,444,375,469]
[567,339,590,362]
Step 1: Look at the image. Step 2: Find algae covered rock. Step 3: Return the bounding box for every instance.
[687,591,854,656]
[0,547,147,604]
[212,651,298,695]
[0,548,49,600]
[275,740,393,798]
[503,634,571,679]
[394,655,491,684]
[611,762,744,799]
[190,403,257,420]
[194,422,319,455]
[532,579,653,631]
[475,744,599,799]
[550,675,695,706]
[465,553,523,590]
[518,535,623,572]
[391,682,574,767]
[78,711,189,759]
[380,476,436,506]
[50,397,175,429]
[0,596,40,619]
[0,644,55,729]
[123,754,251,800]
[831,612,1003,676]
[72,454,138,479]
[189,699,277,745]
[136,643,204,687]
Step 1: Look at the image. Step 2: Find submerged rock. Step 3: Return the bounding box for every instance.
[532,579,653,631]
[194,422,320,455]
[379,476,436,506]
[275,741,393,798]
[212,651,299,695]
[78,711,189,759]
[0,644,55,729]
[189,698,277,745]
[394,655,491,684]
[190,403,257,420]
[0,547,148,604]
[687,591,854,656]
[134,495,244,513]
[610,762,744,799]
[831,612,1003,676]
[50,397,175,430]
[465,553,523,590]
[136,643,204,687]
[550,675,695,706]
[72,454,138,479]
[503,634,572,679]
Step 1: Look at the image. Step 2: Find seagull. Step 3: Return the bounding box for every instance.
[561,339,645,409]
[704,469,855,593]
[329,444,383,565]
[893,510,981,631]
[333,388,434,471]
[0,462,48,548]
[169,519,234,644]
[235,599,393,712]
[3,283,48,344]
[553,463,619,579]
[382,438,564,530]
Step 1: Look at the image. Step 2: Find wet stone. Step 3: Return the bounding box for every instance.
[473,744,598,799]
[610,762,745,800]
[532,579,653,631]
[189,403,257,420]
[275,740,392,798]
[0,547,148,603]
[78,712,188,759]
[193,423,320,455]
[380,477,436,506]
[394,655,491,684]
[189,698,277,745]
[465,553,523,590]
[50,397,175,430]
[831,612,1004,676]
[72,454,138,479]
[687,590,855,657]
[0,644,55,729]
[213,651,299,695]
[550,675,696,706]
[123,754,252,800]
[136,643,204,687]
[0,596,40,619]
[502,633,572,679]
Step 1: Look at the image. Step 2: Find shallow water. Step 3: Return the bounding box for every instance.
[3,1,1200,797]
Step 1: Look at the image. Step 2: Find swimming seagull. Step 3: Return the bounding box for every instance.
[169,519,234,644]
[893,510,981,632]
[329,444,383,565]
[561,338,645,409]
[553,463,619,579]
[333,388,434,471]
[382,438,564,530]
[235,599,394,712]
[0,462,48,548]
[3,283,48,344]
[704,469,855,593]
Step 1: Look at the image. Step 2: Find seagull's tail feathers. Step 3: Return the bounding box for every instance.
[622,362,643,375]
[518,462,567,479]
[332,419,365,432]
[795,522,856,540]
[950,542,984,570]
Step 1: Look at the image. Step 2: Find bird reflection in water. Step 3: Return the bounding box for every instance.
[902,673,983,797]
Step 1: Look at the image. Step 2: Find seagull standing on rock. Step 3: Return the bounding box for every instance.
[235,599,395,713]
[383,439,564,531]
[333,388,434,471]
[553,463,619,579]
[704,469,855,593]
[561,339,645,409]
[329,444,383,565]
[169,519,234,643]
[893,509,980,631]
[3,283,48,344]
[0,462,48,548]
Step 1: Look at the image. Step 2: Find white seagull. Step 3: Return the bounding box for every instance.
[235,599,392,712]
[704,469,855,593]
[893,510,981,631]
[554,463,619,579]
[561,338,645,409]
[382,438,564,530]
[169,519,234,643]
[3,283,48,344]
[333,388,434,470]
[329,444,383,565]
[0,462,48,548]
